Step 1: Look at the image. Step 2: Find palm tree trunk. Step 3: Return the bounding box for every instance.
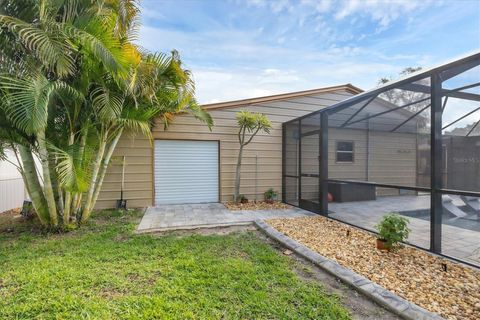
[37,130,59,226]
[18,145,50,225]
[49,156,64,217]
[71,126,88,218]
[62,133,76,224]
[234,145,244,203]
[81,132,107,223]
[90,129,123,210]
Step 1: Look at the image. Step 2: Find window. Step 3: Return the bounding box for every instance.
[336,141,354,163]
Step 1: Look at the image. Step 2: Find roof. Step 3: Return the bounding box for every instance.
[201,83,363,110]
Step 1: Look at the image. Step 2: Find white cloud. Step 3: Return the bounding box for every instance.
[137,0,473,105]
[335,0,435,30]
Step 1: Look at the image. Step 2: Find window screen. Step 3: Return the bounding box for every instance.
[336,141,354,162]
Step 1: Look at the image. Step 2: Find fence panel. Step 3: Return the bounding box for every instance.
[0,178,26,212]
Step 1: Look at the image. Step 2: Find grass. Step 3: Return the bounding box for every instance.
[0,210,351,319]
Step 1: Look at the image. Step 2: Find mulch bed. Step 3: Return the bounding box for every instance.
[267,216,480,320]
[225,201,291,211]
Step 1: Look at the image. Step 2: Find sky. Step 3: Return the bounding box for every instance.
[138,0,480,104]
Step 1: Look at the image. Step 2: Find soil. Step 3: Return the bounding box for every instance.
[267,216,480,320]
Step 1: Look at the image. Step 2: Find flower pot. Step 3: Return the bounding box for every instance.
[265,199,274,204]
[376,239,391,251]
[240,198,248,204]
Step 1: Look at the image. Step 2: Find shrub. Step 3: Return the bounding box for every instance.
[264,188,278,202]
[238,194,248,203]
[375,213,410,248]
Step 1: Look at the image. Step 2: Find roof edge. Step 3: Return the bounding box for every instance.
[201,84,363,110]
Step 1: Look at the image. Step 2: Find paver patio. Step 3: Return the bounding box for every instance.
[137,199,479,266]
[137,203,315,232]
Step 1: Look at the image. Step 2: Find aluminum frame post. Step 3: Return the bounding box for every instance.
[319,112,329,215]
[430,72,443,253]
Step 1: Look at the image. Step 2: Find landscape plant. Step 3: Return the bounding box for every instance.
[0,0,212,228]
[233,110,272,203]
[264,188,278,203]
[375,213,410,249]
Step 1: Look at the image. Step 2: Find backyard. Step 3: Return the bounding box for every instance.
[0,209,397,319]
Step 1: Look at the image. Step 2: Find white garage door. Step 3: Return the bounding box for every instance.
[154,140,219,205]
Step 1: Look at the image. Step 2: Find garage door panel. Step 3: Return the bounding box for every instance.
[154,140,219,204]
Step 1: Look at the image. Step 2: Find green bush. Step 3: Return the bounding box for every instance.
[375,213,410,248]
[264,188,278,201]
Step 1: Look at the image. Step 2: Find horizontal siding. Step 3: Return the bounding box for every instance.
[97,89,417,208]
[96,132,153,209]
[96,89,355,208]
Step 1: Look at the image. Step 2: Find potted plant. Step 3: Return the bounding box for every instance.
[264,188,278,204]
[239,194,249,204]
[374,213,410,251]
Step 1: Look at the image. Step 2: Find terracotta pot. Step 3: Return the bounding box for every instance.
[265,199,274,204]
[376,239,391,251]
[240,198,248,204]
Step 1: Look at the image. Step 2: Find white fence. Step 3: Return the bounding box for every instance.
[0,177,26,212]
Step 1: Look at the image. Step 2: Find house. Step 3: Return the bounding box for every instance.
[94,82,428,209]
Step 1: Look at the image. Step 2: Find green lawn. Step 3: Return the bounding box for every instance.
[0,210,350,319]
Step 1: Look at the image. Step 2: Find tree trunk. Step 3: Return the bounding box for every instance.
[37,130,59,226]
[80,132,107,223]
[90,129,123,210]
[71,127,88,218]
[18,145,50,225]
[234,145,244,203]
[49,156,64,218]
[62,133,76,224]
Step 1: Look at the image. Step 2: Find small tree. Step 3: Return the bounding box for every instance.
[234,111,272,203]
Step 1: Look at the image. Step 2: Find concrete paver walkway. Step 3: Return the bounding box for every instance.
[137,203,314,233]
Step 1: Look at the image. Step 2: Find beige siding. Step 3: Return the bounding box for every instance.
[95,134,153,209]
[96,90,354,208]
[328,128,417,196]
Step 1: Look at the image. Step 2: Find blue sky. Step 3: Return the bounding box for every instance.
[138,0,480,104]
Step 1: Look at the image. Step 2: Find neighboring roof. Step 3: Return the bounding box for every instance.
[201,83,363,110]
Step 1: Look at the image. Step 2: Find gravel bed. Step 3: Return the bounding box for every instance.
[225,201,291,211]
[267,216,480,320]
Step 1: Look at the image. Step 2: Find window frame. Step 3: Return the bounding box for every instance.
[335,140,355,163]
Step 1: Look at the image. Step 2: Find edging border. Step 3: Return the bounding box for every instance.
[254,219,444,320]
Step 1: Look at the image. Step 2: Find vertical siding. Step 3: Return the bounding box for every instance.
[0,178,26,212]
[96,90,354,208]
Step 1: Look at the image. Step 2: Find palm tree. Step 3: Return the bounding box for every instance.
[0,0,212,228]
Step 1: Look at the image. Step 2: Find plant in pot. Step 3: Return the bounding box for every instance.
[374,213,410,251]
[264,188,278,204]
[239,194,249,204]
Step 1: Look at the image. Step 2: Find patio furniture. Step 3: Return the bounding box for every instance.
[328,182,376,202]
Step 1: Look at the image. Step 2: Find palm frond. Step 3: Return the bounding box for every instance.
[118,106,157,140]
[48,142,93,192]
[90,86,124,122]
[0,15,76,77]
[64,22,128,78]
[186,100,214,130]
[0,73,81,134]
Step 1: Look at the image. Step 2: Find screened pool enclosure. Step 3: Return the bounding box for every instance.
[282,52,480,267]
